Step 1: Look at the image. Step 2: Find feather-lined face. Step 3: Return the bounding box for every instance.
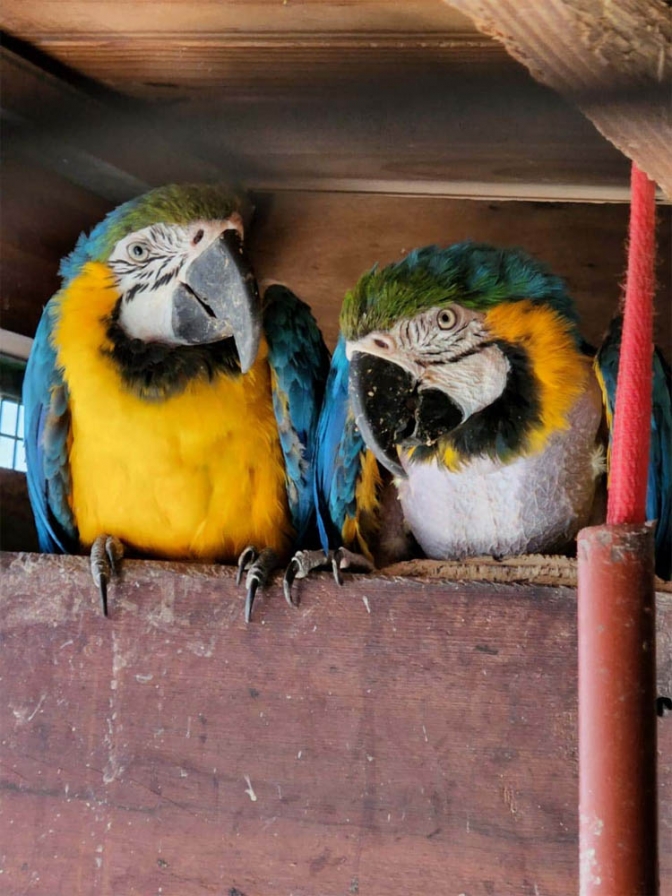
[342,243,589,477]
[105,213,261,370]
[346,303,510,423]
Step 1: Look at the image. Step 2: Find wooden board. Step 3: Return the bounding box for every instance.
[1,552,671,895]
[248,194,672,354]
[1,0,480,40]
[3,177,671,358]
[444,0,672,198]
[1,26,632,200]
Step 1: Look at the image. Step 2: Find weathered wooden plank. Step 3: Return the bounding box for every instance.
[0,0,479,39]
[0,552,670,895]
[0,47,223,192]
[444,0,672,198]
[1,27,632,199]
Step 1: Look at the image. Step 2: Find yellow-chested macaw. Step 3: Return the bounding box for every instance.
[285,241,670,595]
[23,183,330,620]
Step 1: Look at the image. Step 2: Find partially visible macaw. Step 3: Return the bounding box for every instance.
[289,242,670,590]
[23,183,330,620]
[596,316,671,580]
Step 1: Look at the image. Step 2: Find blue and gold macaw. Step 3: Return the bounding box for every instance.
[294,242,670,588]
[23,183,330,620]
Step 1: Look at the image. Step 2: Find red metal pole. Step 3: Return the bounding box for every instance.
[577,524,657,895]
[577,163,658,895]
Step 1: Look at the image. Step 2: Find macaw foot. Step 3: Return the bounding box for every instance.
[283,547,374,606]
[236,546,280,623]
[90,535,124,617]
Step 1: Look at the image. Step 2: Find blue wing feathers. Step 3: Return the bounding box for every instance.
[313,337,370,553]
[263,285,330,544]
[22,301,78,554]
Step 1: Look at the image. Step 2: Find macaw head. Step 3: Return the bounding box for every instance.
[340,242,585,476]
[60,183,262,373]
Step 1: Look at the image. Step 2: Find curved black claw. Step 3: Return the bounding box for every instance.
[331,553,344,587]
[236,545,258,587]
[282,549,332,607]
[240,547,279,623]
[98,572,109,617]
[90,535,124,617]
[657,696,672,717]
[244,576,261,624]
[332,547,375,587]
[283,557,301,608]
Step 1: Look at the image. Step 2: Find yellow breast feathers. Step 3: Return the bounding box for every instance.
[52,262,292,561]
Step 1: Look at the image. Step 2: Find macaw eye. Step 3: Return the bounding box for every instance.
[437,308,457,330]
[127,242,150,262]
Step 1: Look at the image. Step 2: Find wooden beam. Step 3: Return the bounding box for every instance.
[443,0,672,198]
[0,46,224,191]
[1,0,480,39]
[1,23,634,200]
[1,552,671,894]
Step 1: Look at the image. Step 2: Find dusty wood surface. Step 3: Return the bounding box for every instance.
[0,552,671,895]
[444,0,672,198]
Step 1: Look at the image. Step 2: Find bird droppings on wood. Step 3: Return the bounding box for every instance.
[244,776,257,802]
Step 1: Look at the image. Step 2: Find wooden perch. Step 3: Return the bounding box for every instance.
[1,551,671,894]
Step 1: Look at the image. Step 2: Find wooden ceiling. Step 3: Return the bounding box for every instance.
[2,0,669,358]
[2,0,633,201]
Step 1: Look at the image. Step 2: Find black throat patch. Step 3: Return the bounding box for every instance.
[407,340,542,465]
[103,299,241,401]
[446,340,541,461]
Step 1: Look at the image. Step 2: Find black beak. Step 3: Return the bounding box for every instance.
[349,352,417,478]
[349,351,463,476]
[173,229,261,373]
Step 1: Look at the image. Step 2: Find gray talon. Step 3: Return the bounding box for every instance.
[240,547,278,622]
[237,545,257,587]
[90,535,124,617]
[283,558,301,607]
[283,550,331,605]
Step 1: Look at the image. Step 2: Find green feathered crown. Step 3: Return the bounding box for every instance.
[59,183,252,284]
[340,242,579,339]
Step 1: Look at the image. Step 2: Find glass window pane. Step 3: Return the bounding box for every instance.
[0,400,18,436]
[0,435,15,468]
[15,442,27,473]
[17,404,25,440]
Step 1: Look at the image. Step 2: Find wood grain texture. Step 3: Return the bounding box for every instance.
[1,551,671,895]
[1,25,633,199]
[443,0,672,197]
[1,0,479,39]
[247,192,672,356]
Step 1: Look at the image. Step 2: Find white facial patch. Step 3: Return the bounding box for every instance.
[347,304,510,420]
[420,342,510,419]
[107,217,243,343]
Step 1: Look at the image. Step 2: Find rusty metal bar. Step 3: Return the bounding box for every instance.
[577,523,658,896]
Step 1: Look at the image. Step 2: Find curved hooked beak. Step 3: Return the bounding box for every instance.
[172,229,261,373]
[349,350,463,477]
[348,351,416,478]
